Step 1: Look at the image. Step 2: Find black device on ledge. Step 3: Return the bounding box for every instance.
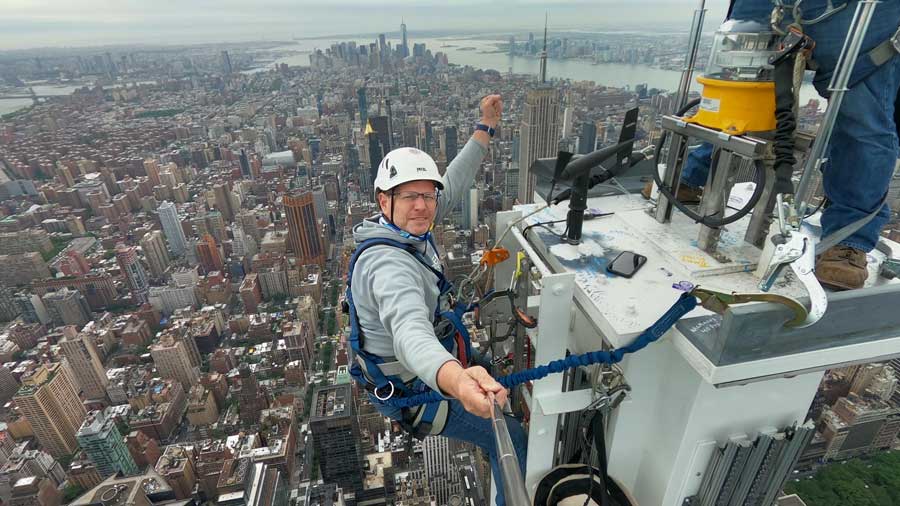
[606,251,647,278]
[552,107,639,244]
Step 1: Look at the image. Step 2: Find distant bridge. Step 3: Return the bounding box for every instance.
[0,88,55,102]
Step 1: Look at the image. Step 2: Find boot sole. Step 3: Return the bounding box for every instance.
[815,276,862,291]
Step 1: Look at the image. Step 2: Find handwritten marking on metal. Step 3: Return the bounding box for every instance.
[680,254,711,268]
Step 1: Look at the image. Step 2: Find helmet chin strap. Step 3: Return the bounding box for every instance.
[380,213,430,242]
[381,190,431,242]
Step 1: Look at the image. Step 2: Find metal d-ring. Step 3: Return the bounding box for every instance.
[373,382,395,401]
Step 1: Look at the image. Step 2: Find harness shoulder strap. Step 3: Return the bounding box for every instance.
[347,237,420,351]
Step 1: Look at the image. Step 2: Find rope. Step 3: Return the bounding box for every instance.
[379,292,698,409]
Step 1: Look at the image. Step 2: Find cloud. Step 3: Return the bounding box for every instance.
[1,1,729,50]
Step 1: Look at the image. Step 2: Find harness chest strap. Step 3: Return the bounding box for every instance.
[868,24,900,67]
[346,237,474,398]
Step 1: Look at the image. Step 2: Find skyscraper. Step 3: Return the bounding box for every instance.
[283,192,325,267]
[116,245,149,304]
[0,366,20,405]
[150,337,199,390]
[158,201,187,257]
[539,13,549,84]
[42,288,92,328]
[518,87,560,203]
[466,187,478,230]
[60,333,108,401]
[579,121,598,155]
[213,183,235,222]
[423,436,460,506]
[236,365,268,427]
[445,125,458,163]
[310,384,363,494]
[220,50,233,75]
[369,116,391,153]
[14,363,87,458]
[506,165,520,204]
[140,231,170,279]
[196,234,225,274]
[143,159,161,186]
[239,149,252,178]
[237,211,262,242]
[357,88,368,127]
[14,293,49,325]
[76,408,138,478]
[401,19,409,58]
[367,122,384,187]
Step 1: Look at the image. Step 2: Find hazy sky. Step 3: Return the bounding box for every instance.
[2,0,730,51]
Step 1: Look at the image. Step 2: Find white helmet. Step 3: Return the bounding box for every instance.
[373,147,443,197]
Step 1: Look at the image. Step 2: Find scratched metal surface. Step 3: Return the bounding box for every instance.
[521,196,857,343]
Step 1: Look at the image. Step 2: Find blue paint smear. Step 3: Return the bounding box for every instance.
[534,228,618,277]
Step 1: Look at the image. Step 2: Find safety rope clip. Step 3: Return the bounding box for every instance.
[769,26,814,66]
[481,247,510,267]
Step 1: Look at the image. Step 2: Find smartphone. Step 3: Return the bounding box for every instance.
[606,251,647,278]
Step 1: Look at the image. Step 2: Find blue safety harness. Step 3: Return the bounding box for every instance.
[345,236,475,437]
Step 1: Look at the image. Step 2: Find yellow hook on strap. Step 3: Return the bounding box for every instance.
[690,285,809,327]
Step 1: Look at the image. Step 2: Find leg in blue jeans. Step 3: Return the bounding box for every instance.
[728,0,900,252]
[818,58,900,251]
[681,143,714,189]
[801,2,900,252]
[371,396,528,506]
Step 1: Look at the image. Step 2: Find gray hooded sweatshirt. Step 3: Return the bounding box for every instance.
[351,138,487,394]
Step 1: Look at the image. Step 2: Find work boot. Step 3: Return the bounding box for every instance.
[640,180,702,204]
[815,245,868,291]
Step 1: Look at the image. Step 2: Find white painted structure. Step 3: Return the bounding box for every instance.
[493,194,900,505]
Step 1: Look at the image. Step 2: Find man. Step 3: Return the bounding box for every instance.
[648,0,900,290]
[347,95,527,506]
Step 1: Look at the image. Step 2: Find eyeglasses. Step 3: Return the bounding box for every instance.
[392,190,439,204]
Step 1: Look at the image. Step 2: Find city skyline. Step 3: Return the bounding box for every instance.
[0,5,896,505]
[2,1,729,51]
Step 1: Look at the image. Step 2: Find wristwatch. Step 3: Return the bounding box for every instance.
[474,123,496,138]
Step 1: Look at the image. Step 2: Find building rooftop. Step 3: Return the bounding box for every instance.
[77,408,115,438]
[156,445,193,475]
[776,495,808,506]
[310,383,352,421]
[14,362,60,397]
[70,468,174,506]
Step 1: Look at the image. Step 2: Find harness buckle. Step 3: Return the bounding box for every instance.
[373,381,395,401]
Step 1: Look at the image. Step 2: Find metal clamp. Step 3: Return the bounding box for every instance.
[756,194,828,327]
[585,364,631,415]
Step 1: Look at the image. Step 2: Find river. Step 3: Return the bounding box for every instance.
[259,35,824,109]
[1,35,824,116]
[0,83,84,116]
[0,80,159,116]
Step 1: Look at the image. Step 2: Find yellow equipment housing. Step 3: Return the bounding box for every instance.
[683,75,776,135]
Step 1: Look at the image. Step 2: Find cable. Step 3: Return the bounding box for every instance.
[804,197,828,219]
[522,218,567,238]
[592,182,632,197]
[377,292,698,409]
[652,98,767,228]
[583,436,596,506]
[459,181,559,302]
[490,181,557,258]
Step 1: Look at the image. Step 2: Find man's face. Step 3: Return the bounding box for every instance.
[378,180,438,237]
